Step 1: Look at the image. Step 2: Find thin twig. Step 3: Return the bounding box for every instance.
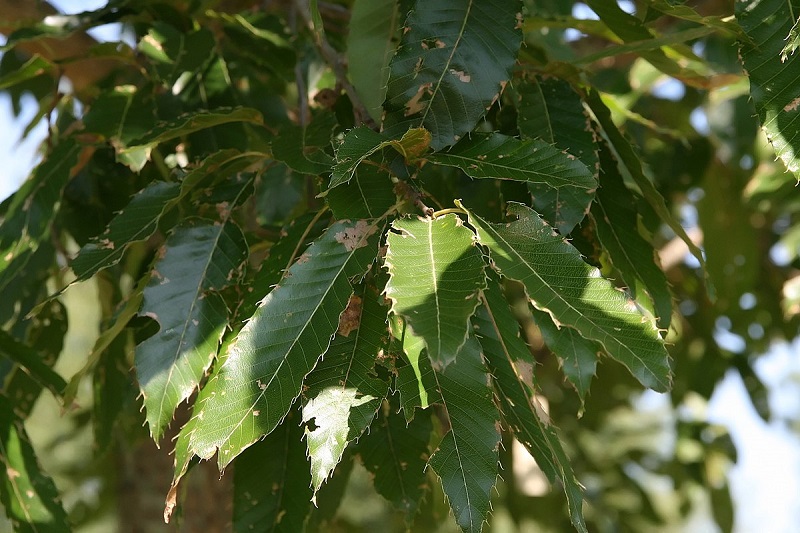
[293,0,377,129]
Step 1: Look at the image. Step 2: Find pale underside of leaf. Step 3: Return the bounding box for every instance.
[384,214,486,367]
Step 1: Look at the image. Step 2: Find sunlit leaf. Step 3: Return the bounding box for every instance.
[136,218,248,440]
[384,0,522,149]
[385,214,486,367]
[189,220,381,468]
[737,0,800,180]
[461,201,671,392]
[301,285,390,493]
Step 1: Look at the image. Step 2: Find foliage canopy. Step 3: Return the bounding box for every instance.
[1,0,799,531]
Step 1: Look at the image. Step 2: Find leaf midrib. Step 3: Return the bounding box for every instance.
[474,213,666,390]
[419,0,474,127]
[211,226,373,457]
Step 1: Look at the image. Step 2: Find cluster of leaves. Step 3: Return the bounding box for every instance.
[1,0,799,531]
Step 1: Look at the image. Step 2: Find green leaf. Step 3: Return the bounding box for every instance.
[63,286,144,408]
[473,282,586,533]
[326,162,397,220]
[83,85,156,144]
[517,77,598,234]
[461,201,671,392]
[93,330,134,453]
[70,150,264,284]
[357,394,432,524]
[119,107,264,169]
[3,301,67,419]
[232,408,313,533]
[189,220,381,468]
[0,394,70,533]
[136,218,248,440]
[139,23,216,86]
[301,285,390,493]
[383,0,523,149]
[330,127,389,189]
[427,132,596,192]
[0,139,81,295]
[737,0,800,181]
[591,145,672,329]
[645,0,747,39]
[385,214,486,367]
[583,0,707,86]
[271,113,335,175]
[70,181,180,282]
[586,89,713,296]
[0,56,54,91]
[389,315,438,420]
[781,18,800,62]
[428,335,499,533]
[0,331,66,404]
[238,212,330,321]
[347,0,401,122]
[328,127,429,190]
[532,308,597,403]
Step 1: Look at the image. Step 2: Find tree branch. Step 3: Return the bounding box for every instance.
[293,0,377,129]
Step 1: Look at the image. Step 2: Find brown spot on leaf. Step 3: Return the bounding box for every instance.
[334,220,376,251]
[337,294,363,337]
[405,82,433,116]
[450,69,471,82]
[216,201,230,219]
[784,97,800,112]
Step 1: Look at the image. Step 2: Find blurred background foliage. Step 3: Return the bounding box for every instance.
[1,0,799,531]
